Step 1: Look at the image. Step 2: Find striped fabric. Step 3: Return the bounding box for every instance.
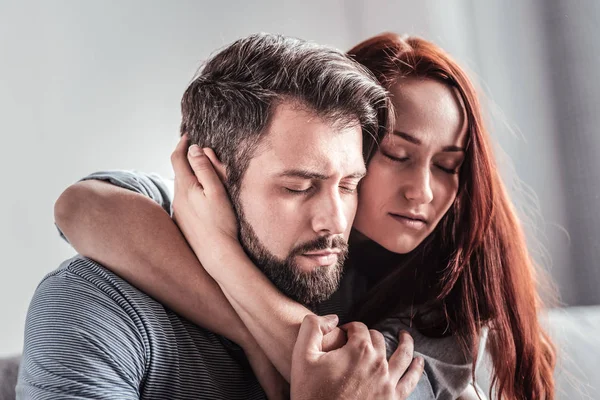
[17,256,268,399]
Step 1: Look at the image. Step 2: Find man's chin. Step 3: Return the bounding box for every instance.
[292,285,339,305]
[289,265,343,305]
[259,261,343,305]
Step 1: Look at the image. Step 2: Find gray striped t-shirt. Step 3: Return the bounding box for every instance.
[17,256,269,399]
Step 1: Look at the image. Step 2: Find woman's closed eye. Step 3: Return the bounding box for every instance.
[381,151,409,163]
[383,152,462,175]
[435,158,464,175]
[436,164,459,174]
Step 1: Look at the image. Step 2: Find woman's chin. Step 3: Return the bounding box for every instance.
[380,239,418,255]
[356,230,420,255]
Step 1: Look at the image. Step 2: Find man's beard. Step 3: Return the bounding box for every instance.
[235,205,348,306]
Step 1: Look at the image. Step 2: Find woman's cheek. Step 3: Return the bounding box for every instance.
[434,178,459,216]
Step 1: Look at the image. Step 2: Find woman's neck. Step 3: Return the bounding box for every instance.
[348,229,406,286]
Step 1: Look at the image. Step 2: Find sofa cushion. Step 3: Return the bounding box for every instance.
[0,355,20,400]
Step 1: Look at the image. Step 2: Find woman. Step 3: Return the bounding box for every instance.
[55,33,555,399]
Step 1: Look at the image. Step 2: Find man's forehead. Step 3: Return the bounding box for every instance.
[265,101,359,138]
[258,139,366,177]
[244,101,365,177]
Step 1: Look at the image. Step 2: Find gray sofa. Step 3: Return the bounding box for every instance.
[2,306,599,399]
[0,356,19,400]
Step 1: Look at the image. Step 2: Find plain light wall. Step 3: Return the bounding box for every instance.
[0,0,574,356]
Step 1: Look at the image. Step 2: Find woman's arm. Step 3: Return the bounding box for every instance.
[55,178,253,346]
[54,177,288,399]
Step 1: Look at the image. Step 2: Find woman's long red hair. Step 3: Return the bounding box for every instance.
[348,33,556,400]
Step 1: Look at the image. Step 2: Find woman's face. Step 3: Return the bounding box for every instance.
[353,77,468,253]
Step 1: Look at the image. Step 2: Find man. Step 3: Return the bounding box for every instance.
[17,33,422,399]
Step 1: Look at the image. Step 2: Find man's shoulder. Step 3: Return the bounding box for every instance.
[42,255,144,298]
[34,256,168,327]
[45,254,123,282]
[22,256,266,399]
[81,170,173,214]
[19,256,152,398]
[34,256,229,345]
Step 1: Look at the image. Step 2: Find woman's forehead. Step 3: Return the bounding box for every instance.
[388,79,468,147]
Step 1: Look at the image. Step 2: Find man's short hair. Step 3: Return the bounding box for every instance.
[180,33,389,195]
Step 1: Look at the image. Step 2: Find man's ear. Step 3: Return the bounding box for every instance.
[202,148,227,183]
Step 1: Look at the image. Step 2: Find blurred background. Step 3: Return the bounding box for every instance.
[0,0,598,386]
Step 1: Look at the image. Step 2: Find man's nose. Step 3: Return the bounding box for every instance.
[311,191,349,236]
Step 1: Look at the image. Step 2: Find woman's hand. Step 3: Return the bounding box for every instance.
[170,135,240,269]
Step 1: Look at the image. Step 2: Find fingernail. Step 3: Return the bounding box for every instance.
[417,357,424,366]
[189,145,203,157]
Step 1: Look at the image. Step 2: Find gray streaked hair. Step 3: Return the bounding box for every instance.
[180,33,390,195]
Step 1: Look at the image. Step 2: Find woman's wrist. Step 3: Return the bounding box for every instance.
[196,237,248,281]
[240,333,262,354]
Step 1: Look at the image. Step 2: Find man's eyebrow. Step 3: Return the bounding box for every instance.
[392,130,465,152]
[277,169,367,180]
[277,169,330,180]
[346,171,367,180]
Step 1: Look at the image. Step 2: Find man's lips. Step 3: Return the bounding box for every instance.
[303,249,342,256]
[300,249,341,267]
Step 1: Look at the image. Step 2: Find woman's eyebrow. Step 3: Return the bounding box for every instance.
[441,145,465,153]
[392,130,421,145]
[393,130,465,152]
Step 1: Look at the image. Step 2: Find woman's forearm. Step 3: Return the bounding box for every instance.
[54,180,254,347]
[216,249,307,381]
[190,240,347,382]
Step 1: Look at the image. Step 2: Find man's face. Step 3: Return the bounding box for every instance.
[234,102,365,305]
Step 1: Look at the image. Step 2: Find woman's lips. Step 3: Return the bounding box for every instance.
[389,213,427,229]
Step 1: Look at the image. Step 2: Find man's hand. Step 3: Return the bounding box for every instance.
[291,315,424,400]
